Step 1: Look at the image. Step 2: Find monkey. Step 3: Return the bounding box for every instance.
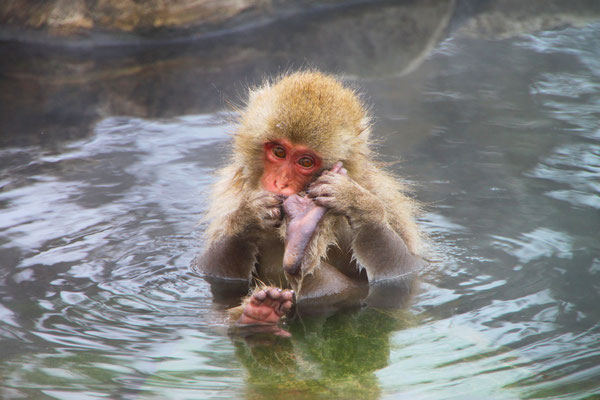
[192,71,425,335]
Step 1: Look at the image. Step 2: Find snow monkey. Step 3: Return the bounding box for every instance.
[192,71,425,336]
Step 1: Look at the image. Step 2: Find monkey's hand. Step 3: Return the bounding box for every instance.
[308,162,385,227]
[219,191,282,241]
[244,191,285,231]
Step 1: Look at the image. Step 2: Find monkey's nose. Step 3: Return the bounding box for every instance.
[276,179,289,189]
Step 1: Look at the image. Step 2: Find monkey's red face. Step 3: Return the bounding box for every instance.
[261,139,322,196]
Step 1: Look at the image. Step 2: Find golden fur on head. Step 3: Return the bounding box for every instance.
[233,71,372,184]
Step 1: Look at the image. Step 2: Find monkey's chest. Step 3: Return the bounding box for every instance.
[255,235,289,287]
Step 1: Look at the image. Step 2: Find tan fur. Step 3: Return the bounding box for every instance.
[201,70,424,297]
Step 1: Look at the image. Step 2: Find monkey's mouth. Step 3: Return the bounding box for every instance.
[281,194,327,276]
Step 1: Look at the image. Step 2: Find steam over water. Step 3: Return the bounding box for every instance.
[1,11,599,400]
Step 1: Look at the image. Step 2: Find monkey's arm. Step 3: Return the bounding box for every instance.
[191,234,259,303]
[309,171,422,284]
[192,234,258,281]
[192,191,283,282]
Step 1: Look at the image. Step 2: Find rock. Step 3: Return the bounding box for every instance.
[0,0,269,38]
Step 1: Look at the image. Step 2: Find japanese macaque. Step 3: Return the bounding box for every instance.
[192,71,425,336]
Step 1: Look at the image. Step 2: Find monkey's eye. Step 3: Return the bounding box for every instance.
[272,146,286,159]
[298,157,314,168]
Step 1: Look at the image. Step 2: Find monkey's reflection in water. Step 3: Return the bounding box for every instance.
[233,304,414,400]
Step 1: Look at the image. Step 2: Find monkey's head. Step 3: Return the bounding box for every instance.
[233,71,372,194]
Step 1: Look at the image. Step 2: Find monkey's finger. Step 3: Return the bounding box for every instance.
[319,171,336,180]
[308,190,330,199]
[308,184,333,198]
[276,300,293,316]
[268,207,282,219]
[267,288,281,300]
[271,194,285,204]
[250,290,267,305]
[330,161,344,173]
[281,290,294,302]
[313,196,336,208]
[317,170,346,184]
[308,179,326,191]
